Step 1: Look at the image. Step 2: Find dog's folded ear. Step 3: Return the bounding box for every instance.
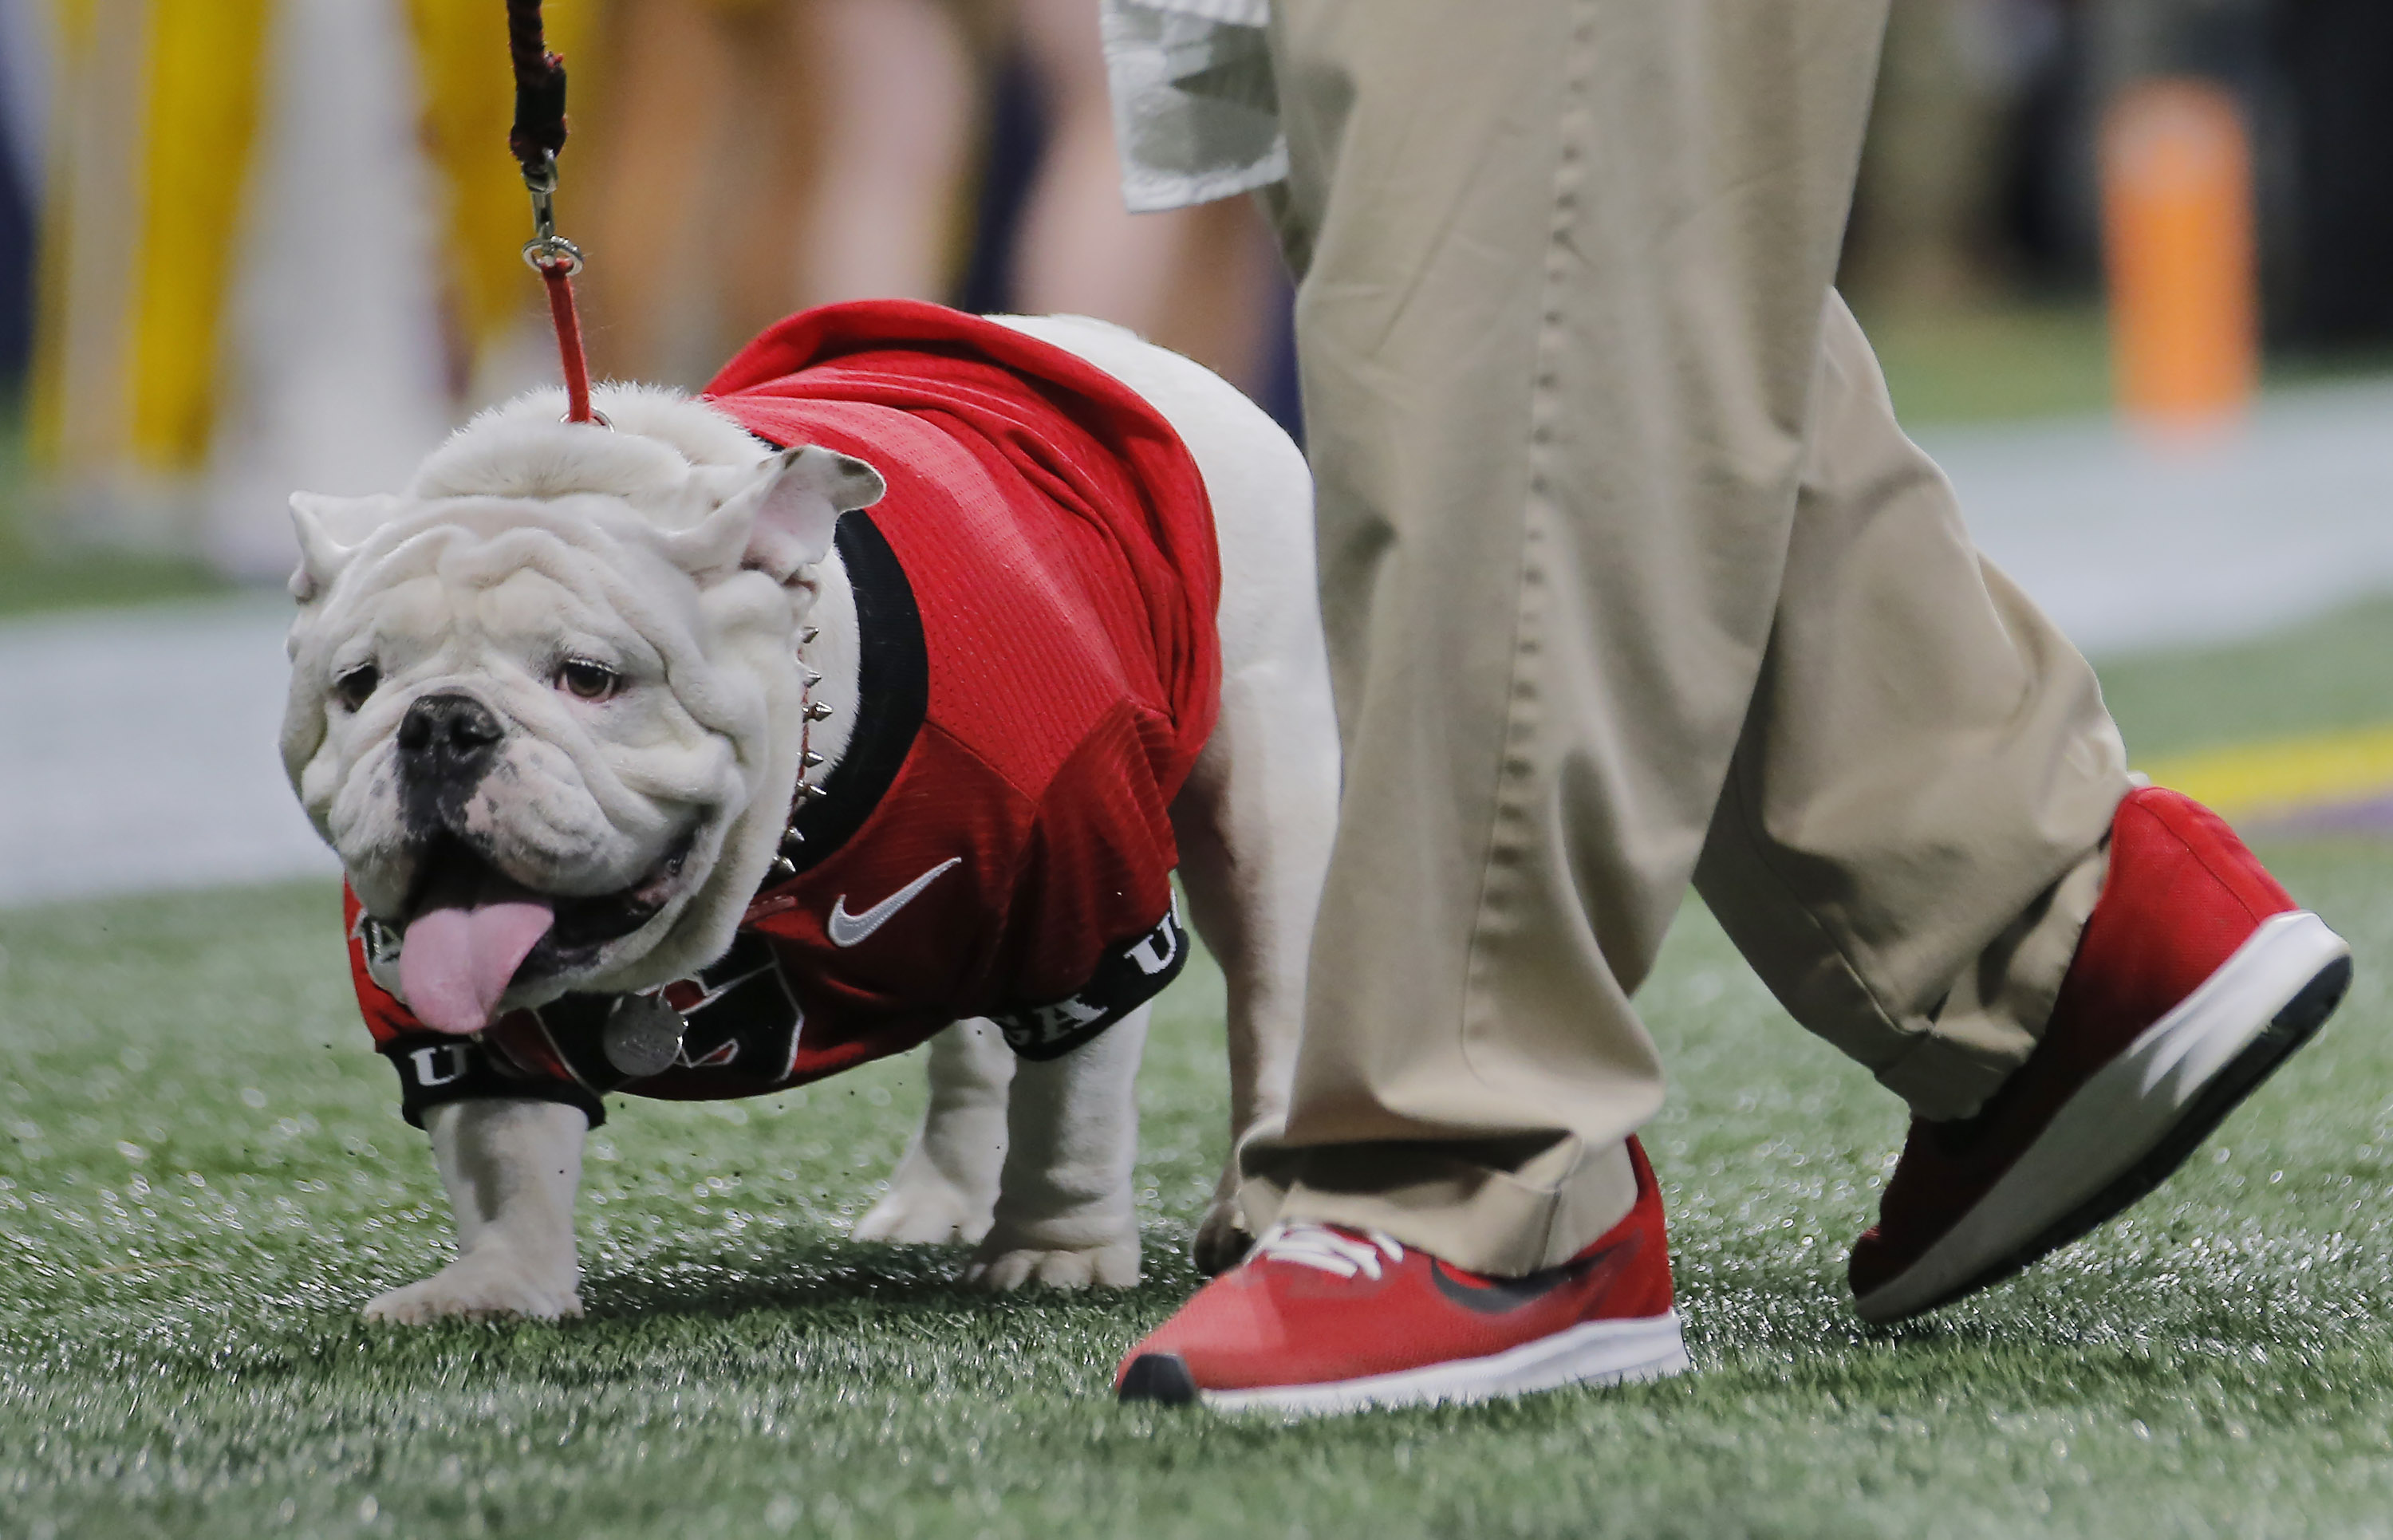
[672,445,887,585]
[287,491,398,604]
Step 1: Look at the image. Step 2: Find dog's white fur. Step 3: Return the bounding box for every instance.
[284,317,1337,1320]
[283,393,881,1010]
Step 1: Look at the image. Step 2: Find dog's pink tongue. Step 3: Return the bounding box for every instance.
[399,900,554,1034]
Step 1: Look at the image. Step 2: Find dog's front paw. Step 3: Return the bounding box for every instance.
[964,1234,1140,1291]
[361,1253,582,1325]
[1193,1199,1256,1276]
[853,1176,993,1247]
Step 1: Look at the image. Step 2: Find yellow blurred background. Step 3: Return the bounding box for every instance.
[0,0,2390,604]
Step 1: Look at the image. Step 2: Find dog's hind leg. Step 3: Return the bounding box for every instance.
[854,1019,1015,1245]
[977,314,1339,1276]
[968,1006,1149,1290]
[1154,354,1338,1277]
[363,1098,586,1323]
[1171,633,1340,1275]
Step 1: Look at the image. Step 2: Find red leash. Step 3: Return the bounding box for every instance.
[537,260,593,423]
[506,0,597,424]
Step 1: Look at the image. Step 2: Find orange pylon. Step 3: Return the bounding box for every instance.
[2100,79,2258,429]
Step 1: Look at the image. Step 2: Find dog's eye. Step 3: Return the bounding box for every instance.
[332,664,380,712]
[557,659,621,702]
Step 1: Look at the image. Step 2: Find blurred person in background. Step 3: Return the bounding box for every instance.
[14,0,2393,585]
[578,0,1282,396]
[1844,0,2070,309]
[21,0,601,577]
[0,0,40,402]
[17,0,1283,583]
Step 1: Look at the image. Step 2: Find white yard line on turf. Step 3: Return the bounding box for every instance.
[1925,376,2393,658]
[2,373,2391,908]
[0,596,337,908]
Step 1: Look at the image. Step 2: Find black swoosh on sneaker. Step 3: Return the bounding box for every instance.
[1426,1239,1629,1316]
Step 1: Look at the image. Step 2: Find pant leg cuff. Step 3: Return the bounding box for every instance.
[1872,1033,2017,1123]
[1238,1136,1638,1277]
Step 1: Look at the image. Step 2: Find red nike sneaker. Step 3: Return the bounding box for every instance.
[1116,1137,1689,1414]
[1850,786,2352,1323]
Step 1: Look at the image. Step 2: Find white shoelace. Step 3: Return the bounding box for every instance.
[1253,1223,1405,1280]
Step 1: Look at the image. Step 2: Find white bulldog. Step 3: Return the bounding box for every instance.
[281,315,1338,1321]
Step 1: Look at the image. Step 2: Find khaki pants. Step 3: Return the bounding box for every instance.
[1241,0,2133,1276]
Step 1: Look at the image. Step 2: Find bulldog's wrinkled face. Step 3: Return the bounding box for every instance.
[281,388,881,1034]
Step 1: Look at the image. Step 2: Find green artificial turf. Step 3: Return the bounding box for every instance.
[0,404,229,620]
[1861,301,2117,427]
[6,586,2391,1538]
[2094,593,2393,760]
[0,549,230,620]
[1851,299,2393,430]
[3,841,2389,1540]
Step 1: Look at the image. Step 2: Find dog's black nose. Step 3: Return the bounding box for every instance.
[396,693,503,780]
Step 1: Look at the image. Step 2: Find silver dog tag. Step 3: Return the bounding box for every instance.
[603,992,688,1077]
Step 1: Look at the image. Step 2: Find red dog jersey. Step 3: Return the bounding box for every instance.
[353,300,1221,1127]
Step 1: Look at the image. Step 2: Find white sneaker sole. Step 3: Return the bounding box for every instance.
[1855,909,2352,1325]
[1189,1310,1690,1417]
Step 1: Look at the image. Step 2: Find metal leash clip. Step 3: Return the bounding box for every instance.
[503,4,601,425]
[518,151,584,278]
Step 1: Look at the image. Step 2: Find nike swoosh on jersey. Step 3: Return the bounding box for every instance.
[827,857,963,947]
